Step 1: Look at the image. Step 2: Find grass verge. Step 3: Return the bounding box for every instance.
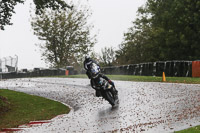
[175,125,200,133]
[58,74,200,84]
[0,89,70,130]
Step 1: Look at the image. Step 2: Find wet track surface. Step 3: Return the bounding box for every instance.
[0,78,200,132]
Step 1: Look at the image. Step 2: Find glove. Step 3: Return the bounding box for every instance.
[108,80,114,86]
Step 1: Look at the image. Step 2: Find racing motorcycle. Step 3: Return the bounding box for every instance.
[89,63,119,107]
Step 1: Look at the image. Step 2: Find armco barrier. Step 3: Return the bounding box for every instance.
[101,61,193,77]
[0,68,66,79]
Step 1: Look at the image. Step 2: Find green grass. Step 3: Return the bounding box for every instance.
[0,89,70,130]
[58,74,200,84]
[175,125,200,133]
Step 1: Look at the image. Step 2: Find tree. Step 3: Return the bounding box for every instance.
[31,6,96,68]
[117,0,200,65]
[0,0,72,30]
[116,22,154,65]
[99,46,116,67]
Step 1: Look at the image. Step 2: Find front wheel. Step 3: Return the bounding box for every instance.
[104,90,115,106]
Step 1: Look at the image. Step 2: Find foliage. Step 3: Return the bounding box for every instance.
[0,0,72,30]
[117,0,200,65]
[31,5,96,68]
[99,46,116,67]
[90,51,100,63]
[33,0,72,15]
[0,0,24,30]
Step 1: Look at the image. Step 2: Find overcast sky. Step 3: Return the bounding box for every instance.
[0,0,146,69]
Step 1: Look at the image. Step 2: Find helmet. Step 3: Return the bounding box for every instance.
[90,63,100,78]
[85,55,90,60]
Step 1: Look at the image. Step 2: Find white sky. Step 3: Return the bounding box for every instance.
[0,0,146,69]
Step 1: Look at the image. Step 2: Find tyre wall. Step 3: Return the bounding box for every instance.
[101,61,193,77]
[0,68,66,79]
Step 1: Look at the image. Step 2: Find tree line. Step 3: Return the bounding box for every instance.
[1,0,200,69]
[93,0,200,67]
[116,0,200,65]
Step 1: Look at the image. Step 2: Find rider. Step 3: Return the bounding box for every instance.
[90,73,118,97]
[83,55,118,97]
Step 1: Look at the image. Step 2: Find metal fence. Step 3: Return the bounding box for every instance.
[0,55,18,72]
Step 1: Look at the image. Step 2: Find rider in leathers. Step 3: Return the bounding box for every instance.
[84,55,118,97]
[90,73,118,97]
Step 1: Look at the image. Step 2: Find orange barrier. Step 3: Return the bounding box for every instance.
[192,61,200,77]
[65,70,69,76]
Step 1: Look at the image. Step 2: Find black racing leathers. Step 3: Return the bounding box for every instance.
[90,73,117,97]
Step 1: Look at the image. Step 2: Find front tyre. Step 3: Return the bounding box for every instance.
[104,90,115,106]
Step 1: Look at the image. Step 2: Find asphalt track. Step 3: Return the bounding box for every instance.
[0,78,200,133]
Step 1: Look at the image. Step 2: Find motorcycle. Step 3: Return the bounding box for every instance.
[89,63,119,107]
[97,77,119,106]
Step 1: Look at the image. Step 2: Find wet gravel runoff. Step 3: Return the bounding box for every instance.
[0,78,200,133]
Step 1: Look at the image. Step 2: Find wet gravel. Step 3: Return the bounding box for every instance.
[0,77,200,133]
